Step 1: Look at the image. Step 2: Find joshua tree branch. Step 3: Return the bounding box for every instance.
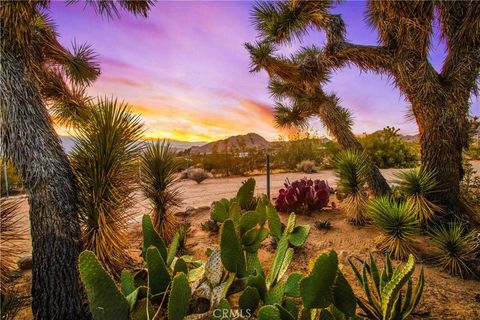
[325,42,394,75]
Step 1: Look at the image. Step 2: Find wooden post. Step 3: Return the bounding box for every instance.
[266,153,270,200]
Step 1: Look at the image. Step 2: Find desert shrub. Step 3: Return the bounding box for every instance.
[360,127,418,168]
[71,98,143,275]
[396,168,443,225]
[314,220,332,230]
[296,159,317,173]
[429,222,478,278]
[333,150,369,225]
[273,131,330,170]
[275,178,331,214]
[0,159,22,196]
[0,199,25,295]
[187,168,210,184]
[349,253,424,320]
[461,161,480,207]
[140,140,181,244]
[369,197,418,259]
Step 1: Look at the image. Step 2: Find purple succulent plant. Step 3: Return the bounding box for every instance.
[275,178,332,214]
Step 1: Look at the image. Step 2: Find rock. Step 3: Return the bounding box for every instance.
[18,255,32,270]
[185,206,195,215]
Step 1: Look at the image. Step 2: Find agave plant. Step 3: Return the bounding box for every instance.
[71,97,144,275]
[349,253,425,320]
[140,140,181,244]
[429,222,478,278]
[333,150,369,225]
[275,178,330,214]
[369,197,419,259]
[396,168,443,225]
[0,199,25,295]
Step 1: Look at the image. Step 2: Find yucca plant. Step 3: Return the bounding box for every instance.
[396,168,443,225]
[369,197,419,259]
[0,199,25,296]
[333,150,370,225]
[71,98,143,276]
[429,222,478,278]
[140,140,181,244]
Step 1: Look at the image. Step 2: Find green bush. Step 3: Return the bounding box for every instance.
[360,127,418,168]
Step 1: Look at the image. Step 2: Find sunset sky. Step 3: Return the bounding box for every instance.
[50,1,480,142]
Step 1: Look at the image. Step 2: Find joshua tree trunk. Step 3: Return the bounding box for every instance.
[416,103,466,216]
[0,50,88,319]
[318,99,391,196]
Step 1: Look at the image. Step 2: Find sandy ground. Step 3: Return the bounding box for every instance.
[5,162,480,319]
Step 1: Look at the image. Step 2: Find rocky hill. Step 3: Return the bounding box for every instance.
[190,133,269,154]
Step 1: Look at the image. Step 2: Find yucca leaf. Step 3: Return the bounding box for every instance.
[381,255,415,319]
[369,253,381,295]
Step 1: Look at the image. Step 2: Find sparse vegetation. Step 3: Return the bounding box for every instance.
[429,222,478,278]
[333,151,369,225]
[368,197,418,259]
[140,140,181,244]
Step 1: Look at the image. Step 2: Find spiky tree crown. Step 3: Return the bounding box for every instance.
[248,0,480,132]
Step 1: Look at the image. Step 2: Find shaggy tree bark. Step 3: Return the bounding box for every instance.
[0,50,88,319]
[318,99,391,196]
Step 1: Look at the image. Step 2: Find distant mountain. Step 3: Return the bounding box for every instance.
[399,134,419,143]
[190,133,269,154]
[59,136,207,154]
[144,139,207,151]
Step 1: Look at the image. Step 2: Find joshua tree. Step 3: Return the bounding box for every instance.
[249,1,480,216]
[246,43,390,196]
[0,1,152,318]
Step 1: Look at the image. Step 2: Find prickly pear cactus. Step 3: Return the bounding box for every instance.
[79,251,130,320]
[142,215,167,260]
[168,272,192,320]
[193,250,236,310]
[146,246,171,296]
[220,219,246,277]
[237,178,256,210]
[300,250,338,309]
